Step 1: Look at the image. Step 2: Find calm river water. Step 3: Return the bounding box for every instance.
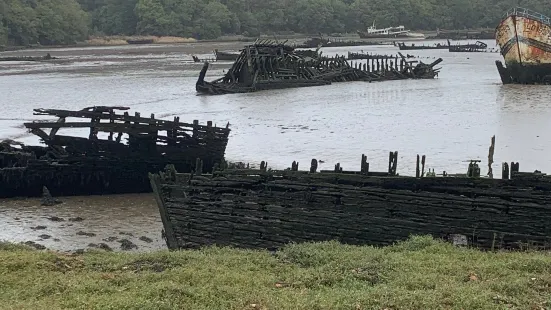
[0,39,549,252]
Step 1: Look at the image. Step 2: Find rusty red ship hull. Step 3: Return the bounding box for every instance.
[495,8,551,84]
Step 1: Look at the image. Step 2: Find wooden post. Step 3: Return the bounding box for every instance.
[195,158,203,175]
[416,155,420,178]
[487,135,495,178]
[388,151,398,175]
[388,152,393,174]
[116,112,129,143]
[421,155,426,177]
[361,154,369,175]
[192,120,199,138]
[310,159,318,173]
[107,110,114,141]
[502,162,510,179]
[393,151,398,175]
[510,162,519,178]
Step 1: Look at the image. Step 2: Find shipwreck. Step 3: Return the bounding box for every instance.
[495,7,551,84]
[150,139,551,251]
[293,35,388,49]
[195,40,442,95]
[0,106,230,198]
[448,41,488,52]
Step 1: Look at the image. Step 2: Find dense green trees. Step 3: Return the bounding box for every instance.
[1,0,88,46]
[1,0,550,46]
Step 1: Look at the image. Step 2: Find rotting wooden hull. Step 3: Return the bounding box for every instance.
[196,40,442,95]
[495,8,551,84]
[0,107,231,198]
[0,159,181,197]
[150,165,551,251]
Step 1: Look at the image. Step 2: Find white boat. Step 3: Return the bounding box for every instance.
[358,22,424,39]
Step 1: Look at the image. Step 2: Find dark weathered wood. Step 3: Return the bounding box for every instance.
[197,41,441,95]
[149,173,179,249]
[0,106,231,198]
[150,157,551,251]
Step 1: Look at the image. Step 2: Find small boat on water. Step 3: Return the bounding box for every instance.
[495,7,551,84]
[358,22,425,39]
[214,49,239,61]
[397,41,451,50]
[448,41,488,52]
[397,40,486,51]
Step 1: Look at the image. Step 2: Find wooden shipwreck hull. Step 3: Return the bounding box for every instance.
[293,36,386,49]
[0,106,230,198]
[397,40,486,51]
[427,29,495,40]
[196,40,443,95]
[495,7,551,84]
[448,41,488,52]
[150,155,551,251]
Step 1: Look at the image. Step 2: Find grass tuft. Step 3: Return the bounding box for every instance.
[1,236,551,309]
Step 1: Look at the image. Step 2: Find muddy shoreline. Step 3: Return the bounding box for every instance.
[0,193,166,253]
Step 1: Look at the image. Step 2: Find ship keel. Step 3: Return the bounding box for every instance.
[495,60,551,84]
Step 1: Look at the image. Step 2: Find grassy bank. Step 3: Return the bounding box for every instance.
[1,236,550,309]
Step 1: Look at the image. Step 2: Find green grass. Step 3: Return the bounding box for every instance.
[1,236,551,310]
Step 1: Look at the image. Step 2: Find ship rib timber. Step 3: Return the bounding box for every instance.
[495,7,551,84]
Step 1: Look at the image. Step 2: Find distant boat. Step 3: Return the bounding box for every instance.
[214,49,240,61]
[495,7,551,84]
[358,22,425,39]
[126,38,154,45]
[397,40,485,51]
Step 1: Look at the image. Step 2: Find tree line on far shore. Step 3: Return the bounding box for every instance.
[0,0,548,46]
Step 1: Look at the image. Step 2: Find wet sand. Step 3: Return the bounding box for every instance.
[0,193,165,252]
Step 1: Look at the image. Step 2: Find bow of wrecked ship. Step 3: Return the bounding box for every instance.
[495,7,551,84]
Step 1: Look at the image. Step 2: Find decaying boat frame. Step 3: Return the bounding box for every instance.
[150,139,551,251]
[196,40,443,95]
[0,106,230,198]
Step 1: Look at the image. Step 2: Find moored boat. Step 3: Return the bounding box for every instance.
[214,49,240,61]
[358,23,424,39]
[495,7,551,84]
